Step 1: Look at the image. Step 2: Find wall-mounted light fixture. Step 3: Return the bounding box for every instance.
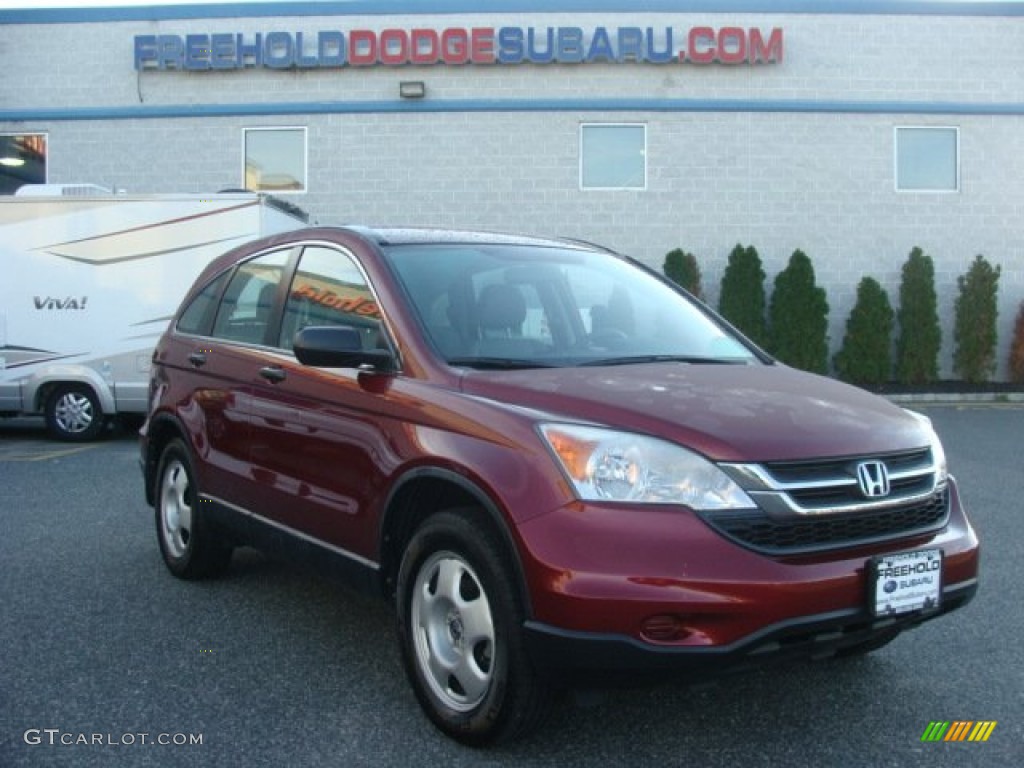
[399,81,426,99]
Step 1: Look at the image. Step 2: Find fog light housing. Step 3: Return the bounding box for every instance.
[640,614,691,643]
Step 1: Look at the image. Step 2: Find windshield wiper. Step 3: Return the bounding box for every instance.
[577,355,747,367]
[446,357,558,370]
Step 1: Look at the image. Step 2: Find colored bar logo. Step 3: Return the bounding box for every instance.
[921,721,997,742]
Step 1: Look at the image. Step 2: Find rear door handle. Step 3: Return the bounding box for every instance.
[188,352,207,368]
[259,366,287,383]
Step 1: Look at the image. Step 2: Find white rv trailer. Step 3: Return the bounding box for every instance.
[0,186,308,440]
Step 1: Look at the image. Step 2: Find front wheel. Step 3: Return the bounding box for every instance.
[396,510,552,746]
[45,384,105,441]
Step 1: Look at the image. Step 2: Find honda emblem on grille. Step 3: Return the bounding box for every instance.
[856,461,890,498]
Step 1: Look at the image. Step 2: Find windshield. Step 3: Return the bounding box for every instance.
[383,242,759,369]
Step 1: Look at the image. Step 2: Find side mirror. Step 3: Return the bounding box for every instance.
[293,326,396,373]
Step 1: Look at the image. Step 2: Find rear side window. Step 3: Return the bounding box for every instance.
[279,245,383,351]
[176,272,229,335]
[211,250,290,345]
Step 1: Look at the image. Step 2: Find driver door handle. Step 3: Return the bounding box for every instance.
[259,366,287,383]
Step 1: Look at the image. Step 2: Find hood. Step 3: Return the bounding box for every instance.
[459,363,927,462]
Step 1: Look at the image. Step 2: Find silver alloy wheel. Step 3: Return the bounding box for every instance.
[411,550,496,712]
[160,458,193,559]
[53,390,95,435]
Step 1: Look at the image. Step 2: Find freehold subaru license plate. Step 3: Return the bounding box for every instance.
[870,549,943,616]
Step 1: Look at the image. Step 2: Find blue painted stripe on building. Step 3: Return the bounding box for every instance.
[3,98,1023,122]
[2,1,1023,24]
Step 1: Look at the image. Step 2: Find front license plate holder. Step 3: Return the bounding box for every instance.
[869,549,943,617]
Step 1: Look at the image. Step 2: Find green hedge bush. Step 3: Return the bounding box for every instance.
[663,248,704,300]
[768,249,829,373]
[834,277,894,385]
[953,254,1001,384]
[895,247,942,385]
[718,243,768,347]
[1010,301,1024,384]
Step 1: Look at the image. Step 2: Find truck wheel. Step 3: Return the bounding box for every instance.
[396,510,552,746]
[155,439,233,579]
[45,384,105,442]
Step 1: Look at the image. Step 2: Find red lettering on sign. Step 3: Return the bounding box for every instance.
[410,28,440,64]
[687,27,715,63]
[471,28,495,64]
[379,29,408,65]
[349,29,377,66]
[749,27,783,63]
[441,28,469,64]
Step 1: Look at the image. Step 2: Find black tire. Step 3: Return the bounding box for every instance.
[396,509,552,746]
[154,439,233,579]
[45,384,105,442]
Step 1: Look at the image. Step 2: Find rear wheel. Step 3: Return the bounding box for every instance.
[396,509,552,746]
[45,384,105,441]
[155,439,232,579]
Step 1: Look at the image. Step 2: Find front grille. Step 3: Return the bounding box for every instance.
[713,447,948,554]
[702,488,949,555]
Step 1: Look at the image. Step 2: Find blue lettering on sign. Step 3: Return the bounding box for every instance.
[132,26,783,70]
[496,27,523,64]
[557,27,584,63]
[210,33,236,69]
[617,27,644,62]
[646,27,675,63]
[185,34,211,70]
[588,27,614,62]
[527,27,554,63]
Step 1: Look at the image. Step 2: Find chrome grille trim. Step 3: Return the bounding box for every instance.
[707,448,949,553]
[721,448,940,517]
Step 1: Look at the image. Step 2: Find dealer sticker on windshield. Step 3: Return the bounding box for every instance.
[870,549,943,617]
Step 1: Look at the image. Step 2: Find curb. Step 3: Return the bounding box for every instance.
[885,392,1024,404]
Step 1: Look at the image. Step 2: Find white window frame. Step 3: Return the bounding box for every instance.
[579,123,647,191]
[242,126,308,194]
[894,126,960,194]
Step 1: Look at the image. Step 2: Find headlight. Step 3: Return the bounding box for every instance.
[538,423,755,509]
[905,409,949,485]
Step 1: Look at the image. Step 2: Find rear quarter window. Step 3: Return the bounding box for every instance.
[176,272,229,336]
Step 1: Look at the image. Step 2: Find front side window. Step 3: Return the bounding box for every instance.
[244,127,307,193]
[895,126,959,192]
[580,124,646,190]
[0,133,47,194]
[212,250,291,344]
[280,245,382,351]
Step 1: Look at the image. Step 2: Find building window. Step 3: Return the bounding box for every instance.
[243,127,307,193]
[895,127,959,192]
[580,124,646,190]
[0,134,47,194]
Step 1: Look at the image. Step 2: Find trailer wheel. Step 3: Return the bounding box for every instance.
[45,384,105,442]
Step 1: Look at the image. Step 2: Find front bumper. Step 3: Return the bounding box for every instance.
[515,476,979,681]
[524,579,977,683]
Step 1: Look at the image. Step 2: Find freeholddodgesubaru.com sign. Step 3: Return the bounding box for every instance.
[134,25,784,70]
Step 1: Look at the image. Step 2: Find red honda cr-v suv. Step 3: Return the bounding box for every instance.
[141,226,978,745]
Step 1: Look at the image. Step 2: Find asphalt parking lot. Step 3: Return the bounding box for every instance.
[0,405,1021,767]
